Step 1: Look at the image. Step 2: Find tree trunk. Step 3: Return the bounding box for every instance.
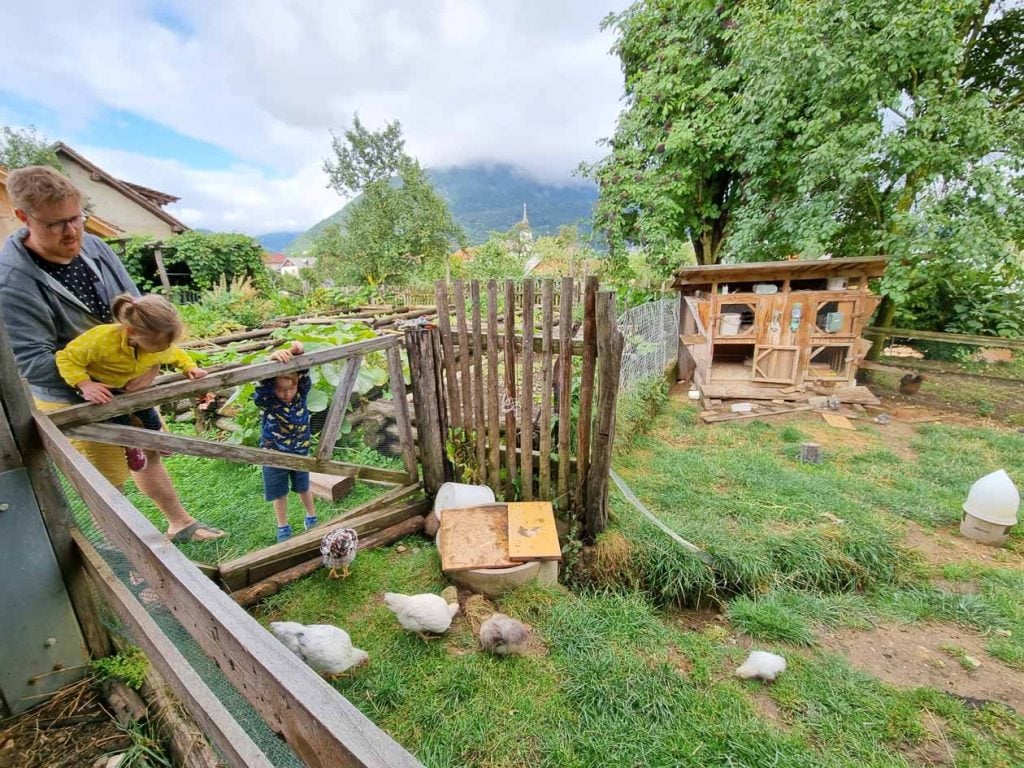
[867,295,896,361]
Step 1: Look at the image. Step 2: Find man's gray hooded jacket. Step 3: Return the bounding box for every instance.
[0,228,140,402]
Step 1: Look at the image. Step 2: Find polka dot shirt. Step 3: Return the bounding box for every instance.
[29,249,112,322]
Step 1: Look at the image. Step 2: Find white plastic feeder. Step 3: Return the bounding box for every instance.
[960,469,1020,546]
[432,482,496,522]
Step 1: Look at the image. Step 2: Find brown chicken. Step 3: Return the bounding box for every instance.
[899,373,925,395]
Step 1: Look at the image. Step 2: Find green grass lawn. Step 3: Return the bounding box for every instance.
[58,395,1024,766]
[245,398,1024,767]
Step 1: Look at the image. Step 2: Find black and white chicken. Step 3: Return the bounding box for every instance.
[320,527,358,579]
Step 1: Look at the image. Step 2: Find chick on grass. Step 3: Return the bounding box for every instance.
[321,527,358,579]
[478,613,530,656]
[384,592,460,640]
[735,651,787,682]
[270,621,368,678]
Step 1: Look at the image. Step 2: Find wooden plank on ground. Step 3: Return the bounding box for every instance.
[309,472,355,502]
[38,417,423,768]
[219,491,428,590]
[64,423,408,484]
[700,405,814,423]
[821,412,856,430]
[73,530,273,768]
[507,501,561,561]
[699,382,880,404]
[231,516,426,608]
[438,505,515,572]
[520,279,534,500]
[49,335,398,427]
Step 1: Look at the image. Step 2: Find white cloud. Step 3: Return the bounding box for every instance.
[80,146,342,234]
[5,0,628,233]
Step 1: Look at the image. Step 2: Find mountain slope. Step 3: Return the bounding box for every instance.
[287,164,597,255]
[256,231,304,252]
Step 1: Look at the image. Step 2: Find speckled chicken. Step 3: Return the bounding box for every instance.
[384,592,460,638]
[478,613,530,656]
[320,527,358,579]
[269,621,368,677]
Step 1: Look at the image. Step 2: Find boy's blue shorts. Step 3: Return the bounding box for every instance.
[262,466,310,501]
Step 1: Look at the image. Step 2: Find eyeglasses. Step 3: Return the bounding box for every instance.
[26,212,88,234]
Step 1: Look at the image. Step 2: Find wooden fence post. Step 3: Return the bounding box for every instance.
[583,291,624,541]
[574,276,598,513]
[404,325,448,496]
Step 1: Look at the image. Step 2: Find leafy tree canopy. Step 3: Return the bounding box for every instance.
[117,232,269,293]
[0,125,62,171]
[587,0,1024,337]
[316,116,464,287]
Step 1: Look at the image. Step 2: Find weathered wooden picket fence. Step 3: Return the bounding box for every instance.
[405,278,623,539]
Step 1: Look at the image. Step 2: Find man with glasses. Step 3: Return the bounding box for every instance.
[0,165,226,542]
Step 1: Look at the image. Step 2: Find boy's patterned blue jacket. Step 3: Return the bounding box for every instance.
[254,372,312,454]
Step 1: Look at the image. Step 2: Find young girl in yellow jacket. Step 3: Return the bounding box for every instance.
[55,293,207,471]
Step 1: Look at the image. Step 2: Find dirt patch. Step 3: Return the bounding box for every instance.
[901,711,956,767]
[931,578,980,595]
[820,622,1024,714]
[665,644,694,677]
[750,692,788,730]
[669,608,726,633]
[902,521,1024,571]
[0,678,131,768]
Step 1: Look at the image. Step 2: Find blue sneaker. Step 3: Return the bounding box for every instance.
[304,515,318,530]
[276,524,292,543]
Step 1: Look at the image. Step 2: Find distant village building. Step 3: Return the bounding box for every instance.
[263,253,315,276]
[53,143,189,238]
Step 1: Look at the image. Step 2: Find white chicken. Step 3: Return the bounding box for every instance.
[735,650,787,682]
[269,622,368,677]
[383,592,460,639]
[478,613,530,656]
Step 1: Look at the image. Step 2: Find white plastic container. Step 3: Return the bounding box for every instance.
[960,469,1020,546]
[753,283,778,295]
[826,277,848,291]
[718,313,742,336]
[432,482,496,522]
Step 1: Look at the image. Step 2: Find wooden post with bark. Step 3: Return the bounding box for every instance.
[404,325,448,496]
[583,291,624,541]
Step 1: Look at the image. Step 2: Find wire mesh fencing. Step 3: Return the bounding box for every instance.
[617,295,679,392]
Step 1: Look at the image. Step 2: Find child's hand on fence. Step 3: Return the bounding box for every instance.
[77,380,113,403]
[187,368,208,380]
[270,342,304,364]
[123,365,159,392]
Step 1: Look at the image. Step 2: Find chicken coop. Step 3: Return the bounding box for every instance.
[674,257,888,400]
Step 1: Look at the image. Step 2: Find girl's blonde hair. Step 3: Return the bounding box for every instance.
[111,294,183,348]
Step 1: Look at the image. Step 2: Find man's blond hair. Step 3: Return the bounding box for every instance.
[6,166,82,212]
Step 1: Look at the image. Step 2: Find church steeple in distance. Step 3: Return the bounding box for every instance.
[521,202,529,227]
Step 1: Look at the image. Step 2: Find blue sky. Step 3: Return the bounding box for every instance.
[2,1,627,235]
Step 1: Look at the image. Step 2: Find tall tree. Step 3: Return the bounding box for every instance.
[0,125,62,170]
[589,0,1024,339]
[317,116,464,287]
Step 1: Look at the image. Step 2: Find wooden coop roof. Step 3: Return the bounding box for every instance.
[672,256,888,289]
